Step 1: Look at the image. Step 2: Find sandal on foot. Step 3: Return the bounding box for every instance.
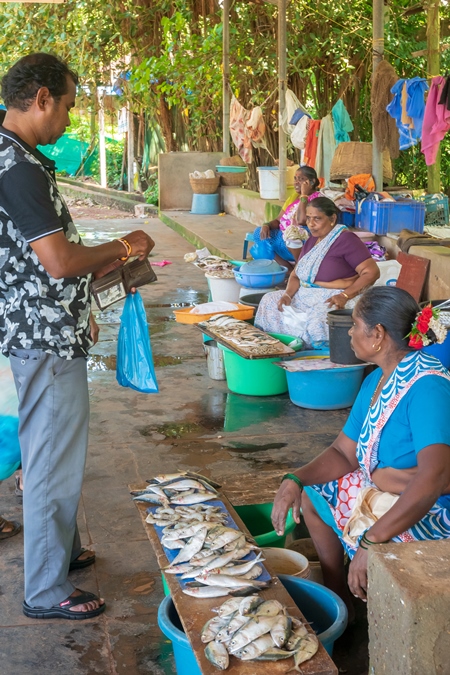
[0,516,22,540]
[15,474,23,505]
[23,590,105,620]
[69,548,96,571]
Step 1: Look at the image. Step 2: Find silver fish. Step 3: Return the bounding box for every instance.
[170,491,215,505]
[196,573,267,589]
[223,534,246,551]
[216,597,242,618]
[204,640,229,670]
[163,563,193,575]
[254,599,285,617]
[160,537,185,550]
[183,586,231,598]
[204,525,229,545]
[239,564,263,580]
[285,619,309,651]
[234,633,275,660]
[133,493,164,504]
[208,530,243,551]
[184,471,222,489]
[163,479,207,491]
[270,614,292,648]
[201,616,229,644]
[255,647,297,661]
[215,613,250,643]
[286,634,320,672]
[239,594,264,616]
[212,553,263,577]
[163,522,212,541]
[151,473,186,483]
[170,525,208,565]
[228,615,278,653]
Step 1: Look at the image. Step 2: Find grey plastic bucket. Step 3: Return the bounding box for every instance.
[327,309,364,365]
[204,340,226,380]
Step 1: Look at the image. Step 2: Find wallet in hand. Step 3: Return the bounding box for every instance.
[91,258,157,310]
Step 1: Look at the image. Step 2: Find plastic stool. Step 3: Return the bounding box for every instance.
[243,231,255,259]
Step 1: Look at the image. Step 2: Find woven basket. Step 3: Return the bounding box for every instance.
[330,142,393,181]
[219,156,246,167]
[189,176,220,194]
[220,172,247,187]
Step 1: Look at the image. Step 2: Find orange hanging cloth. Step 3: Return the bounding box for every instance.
[303,120,321,168]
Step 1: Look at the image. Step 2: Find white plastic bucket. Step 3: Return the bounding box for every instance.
[261,547,311,579]
[257,167,279,200]
[204,340,226,380]
[206,275,241,303]
[374,259,402,287]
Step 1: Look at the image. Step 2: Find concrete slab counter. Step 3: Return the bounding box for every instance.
[368,541,450,675]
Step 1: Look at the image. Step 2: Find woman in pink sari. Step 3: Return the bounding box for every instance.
[252,166,322,266]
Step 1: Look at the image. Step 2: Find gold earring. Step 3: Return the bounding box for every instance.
[372,344,381,352]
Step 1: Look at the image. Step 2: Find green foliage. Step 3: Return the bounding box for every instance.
[85,138,124,189]
[143,175,159,206]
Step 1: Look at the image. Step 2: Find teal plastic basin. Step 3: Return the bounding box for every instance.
[234,502,295,548]
[279,574,348,655]
[219,333,302,396]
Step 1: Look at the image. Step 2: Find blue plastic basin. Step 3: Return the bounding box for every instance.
[234,266,288,288]
[423,337,450,368]
[286,350,365,410]
[157,574,348,670]
[191,193,220,215]
[278,574,348,655]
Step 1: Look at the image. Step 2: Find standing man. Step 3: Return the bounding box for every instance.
[0,53,154,619]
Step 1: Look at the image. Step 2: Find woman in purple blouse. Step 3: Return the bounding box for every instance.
[255,197,380,347]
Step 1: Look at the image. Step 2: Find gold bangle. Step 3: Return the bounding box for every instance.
[118,238,132,261]
[341,292,350,300]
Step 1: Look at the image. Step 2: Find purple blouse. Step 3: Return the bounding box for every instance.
[299,230,371,282]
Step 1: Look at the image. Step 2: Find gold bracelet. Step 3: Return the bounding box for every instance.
[341,292,350,300]
[118,238,132,261]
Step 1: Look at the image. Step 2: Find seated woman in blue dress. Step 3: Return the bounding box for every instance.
[251,165,322,267]
[271,286,450,621]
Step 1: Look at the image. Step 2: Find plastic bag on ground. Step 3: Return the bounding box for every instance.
[116,291,159,394]
[250,238,275,260]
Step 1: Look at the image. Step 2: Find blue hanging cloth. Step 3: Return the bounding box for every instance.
[116,291,159,394]
[386,78,428,150]
[331,99,354,145]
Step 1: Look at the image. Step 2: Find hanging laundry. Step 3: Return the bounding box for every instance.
[386,78,428,151]
[406,77,429,139]
[315,114,336,187]
[331,99,354,146]
[280,89,309,136]
[421,76,450,166]
[371,60,400,159]
[291,115,310,150]
[438,77,450,109]
[229,96,265,163]
[303,120,321,168]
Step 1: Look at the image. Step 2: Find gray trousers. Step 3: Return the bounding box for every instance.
[10,349,89,608]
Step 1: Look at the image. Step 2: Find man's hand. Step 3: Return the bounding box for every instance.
[89,312,99,345]
[124,231,155,260]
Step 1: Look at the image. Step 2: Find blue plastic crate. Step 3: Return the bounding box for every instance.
[355,199,425,235]
[417,193,449,226]
[338,211,355,227]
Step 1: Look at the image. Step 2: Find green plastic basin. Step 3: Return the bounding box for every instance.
[235,502,296,548]
[218,333,302,396]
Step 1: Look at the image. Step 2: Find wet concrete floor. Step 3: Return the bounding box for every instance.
[0,217,367,674]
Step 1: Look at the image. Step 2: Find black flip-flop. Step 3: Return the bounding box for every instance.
[69,548,96,571]
[23,590,105,620]
[0,516,22,540]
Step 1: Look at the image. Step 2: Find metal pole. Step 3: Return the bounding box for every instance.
[278,0,287,202]
[222,0,230,155]
[427,0,441,193]
[98,89,107,189]
[372,0,384,191]
[127,107,134,193]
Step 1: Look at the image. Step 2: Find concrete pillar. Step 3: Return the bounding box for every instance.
[278,0,287,202]
[222,0,230,155]
[368,540,450,674]
[372,0,384,191]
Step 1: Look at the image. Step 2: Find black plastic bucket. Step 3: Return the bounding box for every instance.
[239,291,268,309]
[327,309,364,365]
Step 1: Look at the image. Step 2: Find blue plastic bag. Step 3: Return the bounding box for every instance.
[0,415,21,481]
[250,238,274,260]
[116,291,159,394]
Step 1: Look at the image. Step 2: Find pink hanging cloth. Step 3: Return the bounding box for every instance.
[421,76,450,166]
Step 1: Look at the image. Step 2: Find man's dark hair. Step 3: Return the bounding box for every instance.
[1,53,78,112]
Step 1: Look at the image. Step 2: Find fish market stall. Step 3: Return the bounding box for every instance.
[131,473,338,675]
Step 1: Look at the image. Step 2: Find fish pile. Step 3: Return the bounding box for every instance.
[194,256,236,273]
[283,224,309,243]
[131,472,220,507]
[200,316,287,356]
[202,596,319,671]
